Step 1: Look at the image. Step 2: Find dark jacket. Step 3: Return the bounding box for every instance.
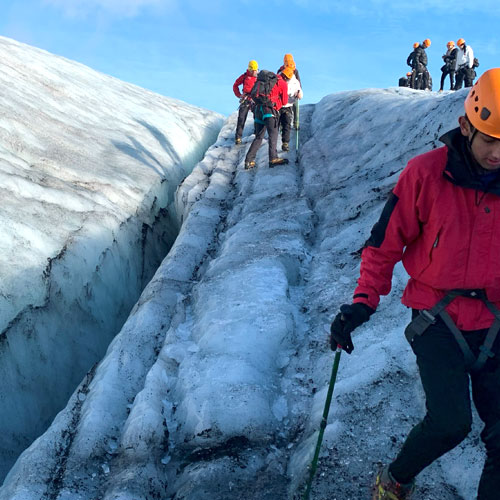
[406,50,418,69]
[414,45,428,67]
[442,47,458,71]
[354,128,500,330]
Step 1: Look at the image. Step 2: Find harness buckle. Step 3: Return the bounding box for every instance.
[420,309,436,324]
[479,344,495,359]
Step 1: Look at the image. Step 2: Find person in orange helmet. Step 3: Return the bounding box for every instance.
[330,68,500,500]
[439,41,458,91]
[413,39,432,90]
[406,42,420,88]
[454,38,476,90]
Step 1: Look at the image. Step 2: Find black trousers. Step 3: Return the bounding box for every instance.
[279,107,293,144]
[411,64,429,90]
[245,116,278,163]
[455,67,475,90]
[440,68,455,91]
[235,102,252,140]
[390,315,500,500]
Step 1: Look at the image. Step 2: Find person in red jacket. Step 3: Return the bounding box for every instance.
[233,60,258,145]
[330,68,500,500]
[244,70,289,169]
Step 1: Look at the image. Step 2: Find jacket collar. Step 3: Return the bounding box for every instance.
[440,127,500,195]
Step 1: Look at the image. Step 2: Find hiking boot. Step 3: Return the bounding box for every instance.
[244,161,256,170]
[372,465,415,500]
[282,142,289,152]
[269,158,289,168]
[235,138,242,145]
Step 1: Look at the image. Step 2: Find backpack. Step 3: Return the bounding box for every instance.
[473,57,480,68]
[250,70,278,108]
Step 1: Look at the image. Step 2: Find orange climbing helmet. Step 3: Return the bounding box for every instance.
[281,66,294,79]
[423,38,431,47]
[447,41,455,49]
[457,38,466,47]
[413,42,419,48]
[464,68,500,139]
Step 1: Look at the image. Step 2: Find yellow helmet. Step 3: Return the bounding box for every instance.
[248,60,258,71]
[464,68,500,139]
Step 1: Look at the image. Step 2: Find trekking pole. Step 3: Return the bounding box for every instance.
[302,345,342,500]
[294,101,300,164]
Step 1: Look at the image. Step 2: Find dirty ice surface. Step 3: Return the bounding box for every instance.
[2,77,481,500]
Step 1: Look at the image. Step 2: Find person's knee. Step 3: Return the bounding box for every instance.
[430,413,472,447]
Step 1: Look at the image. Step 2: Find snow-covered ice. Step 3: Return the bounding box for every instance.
[0,36,223,481]
[0,36,483,500]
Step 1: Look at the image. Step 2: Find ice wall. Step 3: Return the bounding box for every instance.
[0,36,223,480]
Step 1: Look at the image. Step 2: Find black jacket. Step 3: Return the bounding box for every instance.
[442,47,458,70]
[414,45,428,67]
[406,50,417,69]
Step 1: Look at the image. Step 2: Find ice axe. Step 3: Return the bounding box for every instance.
[302,344,342,500]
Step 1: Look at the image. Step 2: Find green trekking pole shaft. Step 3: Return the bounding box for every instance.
[294,101,300,163]
[303,346,342,500]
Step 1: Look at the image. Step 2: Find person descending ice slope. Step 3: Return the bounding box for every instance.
[232,60,258,145]
[244,70,288,169]
[278,66,303,152]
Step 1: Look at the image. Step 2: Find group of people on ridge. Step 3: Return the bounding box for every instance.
[331,67,500,500]
[401,38,477,92]
[232,54,303,169]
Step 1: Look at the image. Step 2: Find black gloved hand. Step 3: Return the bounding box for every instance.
[329,303,374,353]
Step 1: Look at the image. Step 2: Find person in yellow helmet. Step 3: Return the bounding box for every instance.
[232,60,259,145]
[439,41,458,91]
[330,68,500,500]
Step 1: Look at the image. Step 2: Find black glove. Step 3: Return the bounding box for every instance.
[329,303,374,353]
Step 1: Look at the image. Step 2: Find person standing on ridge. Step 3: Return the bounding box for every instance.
[244,70,288,169]
[278,66,303,152]
[454,38,475,90]
[414,39,432,90]
[330,68,500,500]
[439,41,458,91]
[406,42,420,89]
[232,60,258,145]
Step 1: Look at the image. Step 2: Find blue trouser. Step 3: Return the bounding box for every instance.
[390,314,500,500]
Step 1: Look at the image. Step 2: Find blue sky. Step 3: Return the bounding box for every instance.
[1,0,499,115]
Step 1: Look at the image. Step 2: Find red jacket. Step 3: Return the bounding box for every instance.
[233,70,257,98]
[353,128,500,330]
[270,75,288,111]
